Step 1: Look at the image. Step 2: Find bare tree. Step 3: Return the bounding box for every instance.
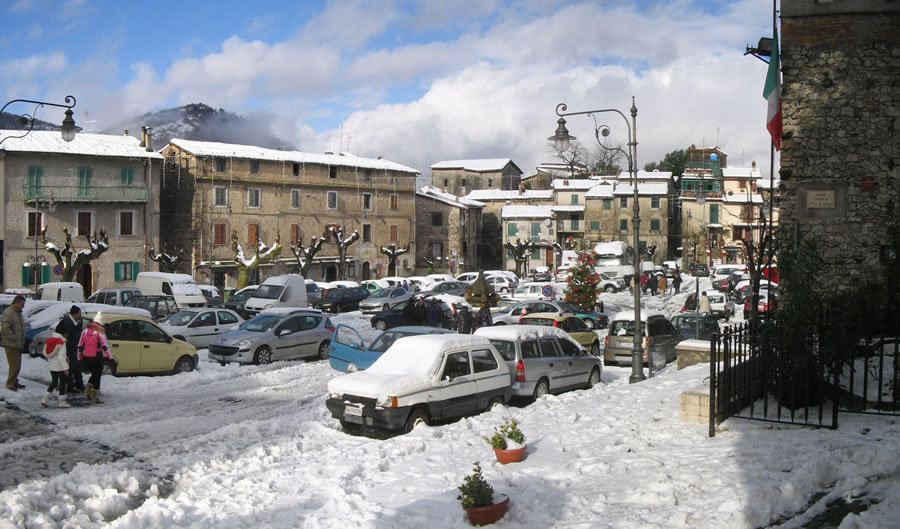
[381,243,410,277]
[290,236,327,277]
[590,138,625,176]
[547,139,590,177]
[504,238,535,277]
[149,245,183,273]
[42,227,109,282]
[329,225,359,280]
[232,230,281,290]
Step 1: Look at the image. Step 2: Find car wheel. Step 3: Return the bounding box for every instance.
[404,407,430,433]
[533,378,549,400]
[254,346,273,365]
[488,397,504,410]
[173,356,194,374]
[318,341,330,360]
[383,304,390,312]
[604,285,616,293]
[218,361,227,367]
[374,319,387,331]
[590,342,601,357]
[587,367,601,388]
[501,287,509,293]
[102,360,116,376]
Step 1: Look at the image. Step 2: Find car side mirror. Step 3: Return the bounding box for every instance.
[349,343,362,350]
[166,335,173,344]
[277,328,291,337]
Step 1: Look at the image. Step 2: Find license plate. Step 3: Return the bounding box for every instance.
[344,404,363,417]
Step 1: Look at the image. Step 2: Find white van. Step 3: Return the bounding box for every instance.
[243,274,308,317]
[135,272,207,308]
[35,282,84,302]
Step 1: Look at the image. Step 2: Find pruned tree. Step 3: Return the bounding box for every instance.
[42,227,109,282]
[504,238,535,278]
[232,229,281,290]
[290,235,327,277]
[381,242,410,277]
[329,226,359,280]
[149,245,183,273]
[547,139,590,177]
[590,137,625,176]
[738,210,776,325]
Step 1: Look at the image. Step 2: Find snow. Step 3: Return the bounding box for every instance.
[2,294,900,528]
[430,159,514,172]
[723,193,765,204]
[171,284,204,296]
[418,186,486,208]
[613,182,669,195]
[501,205,553,219]
[550,205,585,213]
[551,179,598,190]
[0,130,164,159]
[463,189,553,201]
[585,184,615,198]
[474,324,570,341]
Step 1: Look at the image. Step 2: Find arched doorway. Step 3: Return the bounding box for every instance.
[362,262,371,280]
[77,263,92,299]
[325,265,337,282]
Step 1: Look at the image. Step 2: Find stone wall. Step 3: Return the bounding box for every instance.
[779,6,900,293]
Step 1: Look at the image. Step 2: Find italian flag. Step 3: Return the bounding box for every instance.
[763,28,782,150]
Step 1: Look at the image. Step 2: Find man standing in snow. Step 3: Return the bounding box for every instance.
[57,305,85,393]
[657,274,667,299]
[698,291,711,314]
[2,295,26,391]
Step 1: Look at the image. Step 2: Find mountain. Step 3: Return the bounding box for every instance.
[0,112,63,133]
[102,103,288,151]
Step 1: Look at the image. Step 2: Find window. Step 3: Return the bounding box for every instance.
[488,178,493,188]
[218,311,239,325]
[362,224,372,242]
[248,188,260,208]
[214,186,228,207]
[214,223,227,245]
[389,224,398,242]
[619,196,628,208]
[291,189,301,209]
[290,224,300,243]
[570,217,580,231]
[709,204,719,224]
[431,242,443,260]
[619,219,628,232]
[603,199,612,210]
[362,193,372,210]
[487,340,515,361]
[77,211,93,236]
[461,178,467,188]
[590,220,600,231]
[441,352,471,379]
[119,211,134,236]
[249,160,260,174]
[26,166,43,199]
[327,191,338,209]
[364,168,373,181]
[248,224,259,245]
[557,338,581,357]
[507,223,517,237]
[114,262,140,282]
[539,338,560,357]
[521,340,539,359]
[650,219,660,232]
[571,194,579,205]
[329,166,337,179]
[77,167,92,199]
[27,212,42,237]
[390,193,398,210]
[216,158,227,172]
[121,168,134,186]
[292,163,300,177]
[431,212,443,226]
[651,196,660,209]
[136,321,168,343]
[531,222,540,241]
[444,178,448,188]
[472,349,498,373]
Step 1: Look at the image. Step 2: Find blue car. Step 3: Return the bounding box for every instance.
[328,325,450,372]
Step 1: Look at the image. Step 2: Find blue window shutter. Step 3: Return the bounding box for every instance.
[114,262,121,282]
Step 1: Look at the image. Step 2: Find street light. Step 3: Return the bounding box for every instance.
[0,95,78,145]
[551,97,646,383]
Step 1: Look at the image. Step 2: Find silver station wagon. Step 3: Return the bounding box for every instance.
[208,308,333,365]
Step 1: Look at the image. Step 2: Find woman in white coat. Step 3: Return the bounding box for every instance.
[41,331,71,408]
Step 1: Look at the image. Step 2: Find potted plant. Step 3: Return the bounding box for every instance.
[457,461,510,526]
[483,418,527,464]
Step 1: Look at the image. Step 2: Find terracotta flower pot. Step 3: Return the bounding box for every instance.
[492,445,526,464]
[463,494,510,526]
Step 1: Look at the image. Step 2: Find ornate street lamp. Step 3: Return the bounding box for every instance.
[550,98,646,383]
[0,95,78,145]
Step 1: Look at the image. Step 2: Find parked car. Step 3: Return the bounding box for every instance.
[671,313,721,341]
[92,312,198,376]
[361,279,393,294]
[305,281,323,304]
[312,286,370,313]
[531,266,552,282]
[492,300,608,329]
[454,272,481,285]
[208,309,333,365]
[733,280,778,304]
[425,273,455,283]
[35,282,84,302]
[198,285,223,307]
[689,263,710,277]
[244,274,309,317]
[485,275,516,293]
[359,287,411,314]
[555,266,570,282]
[418,280,467,297]
[86,287,141,307]
[518,313,602,356]
[744,292,776,314]
[603,311,684,366]
[370,298,453,331]
[711,264,747,284]
[223,285,257,318]
[328,325,451,372]
[707,292,735,320]
[160,308,244,349]
[325,334,512,433]
[125,295,180,321]
[475,325,602,399]
[509,282,557,301]
[597,272,626,293]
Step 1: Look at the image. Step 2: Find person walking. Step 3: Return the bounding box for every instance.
[475,303,493,330]
[456,305,474,334]
[658,274,667,299]
[40,331,71,408]
[649,273,658,296]
[698,291,711,314]
[2,295,26,391]
[78,320,113,404]
[57,305,85,393]
[672,272,682,295]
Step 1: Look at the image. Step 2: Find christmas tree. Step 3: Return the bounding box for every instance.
[564,250,601,311]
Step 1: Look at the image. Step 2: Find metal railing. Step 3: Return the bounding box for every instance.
[24,185,148,203]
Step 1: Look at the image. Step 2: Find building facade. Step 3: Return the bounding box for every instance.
[414,186,484,275]
[430,159,523,197]
[463,188,553,269]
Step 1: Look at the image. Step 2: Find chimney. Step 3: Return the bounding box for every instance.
[751,160,757,169]
[325,151,333,155]
[123,129,129,136]
[145,128,153,152]
[518,182,525,195]
[377,156,383,160]
[564,179,569,186]
[139,126,147,148]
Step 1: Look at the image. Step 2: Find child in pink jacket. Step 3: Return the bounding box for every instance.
[78,321,113,404]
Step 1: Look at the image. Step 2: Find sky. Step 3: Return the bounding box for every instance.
[0,0,780,178]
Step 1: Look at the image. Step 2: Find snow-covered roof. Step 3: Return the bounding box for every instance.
[169,138,418,175]
[551,205,585,213]
[613,183,669,196]
[501,205,554,219]
[585,184,615,198]
[417,186,485,208]
[723,193,764,204]
[622,170,674,180]
[552,179,599,190]
[0,130,164,159]
[757,179,780,190]
[430,158,520,173]
[463,189,553,201]
[722,167,762,179]
[474,324,571,341]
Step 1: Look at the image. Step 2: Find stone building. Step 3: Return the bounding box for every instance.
[500,205,555,273]
[0,129,162,296]
[413,186,484,275]
[463,188,553,269]
[779,1,899,294]
[430,159,523,197]
[159,139,419,290]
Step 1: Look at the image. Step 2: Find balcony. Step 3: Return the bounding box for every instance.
[24,185,149,204]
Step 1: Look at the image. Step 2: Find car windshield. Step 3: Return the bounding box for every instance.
[126,299,155,311]
[514,286,531,295]
[165,311,198,326]
[520,317,555,327]
[239,314,282,333]
[231,289,255,302]
[324,289,347,299]
[368,330,423,353]
[254,285,284,300]
[369,288,389,298]
[609,320,647,337]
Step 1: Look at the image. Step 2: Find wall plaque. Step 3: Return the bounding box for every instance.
[807,190,836,209]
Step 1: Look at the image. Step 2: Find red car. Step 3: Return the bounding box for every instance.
[744,293,775,313]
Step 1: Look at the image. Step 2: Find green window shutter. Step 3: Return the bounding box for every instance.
[709,204,719,224]
[531,223,540,237]
[603,199,611,210]
[114,262,121,282]
[620,219,628,231]
[507,223,517,237]
[590,220,600,231]
[41,264,50,283]
[120,168,135,186]
[571,194,578,205]
[132,262,140,279]
[21,265,30,286]
[651,219,660,232]
[651,197,660,208]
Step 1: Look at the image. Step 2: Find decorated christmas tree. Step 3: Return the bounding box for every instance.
[564,250,601,311]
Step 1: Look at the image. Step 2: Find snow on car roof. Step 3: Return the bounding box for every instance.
[612,310,665,322]
[474,325,569,341]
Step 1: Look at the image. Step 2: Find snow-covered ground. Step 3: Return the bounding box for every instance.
[1,278,898,528]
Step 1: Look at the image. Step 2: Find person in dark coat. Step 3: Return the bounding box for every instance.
[412,298,427,326]
[56,305,85,392]
[457,306,474,334]
[649,273,659,296]
[672,272,682,295]
[425,299,442,327]
[682,292,698,312]
[475,304,493,329]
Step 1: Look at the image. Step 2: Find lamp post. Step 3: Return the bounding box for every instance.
[550,97,645,383]
[1,96,78,145]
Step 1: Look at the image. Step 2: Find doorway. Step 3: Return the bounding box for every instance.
[362,262,371,280]
[325,265,337,282]
[77,263,92,299]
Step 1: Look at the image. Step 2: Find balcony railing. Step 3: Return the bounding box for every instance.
[24,185,148,203]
